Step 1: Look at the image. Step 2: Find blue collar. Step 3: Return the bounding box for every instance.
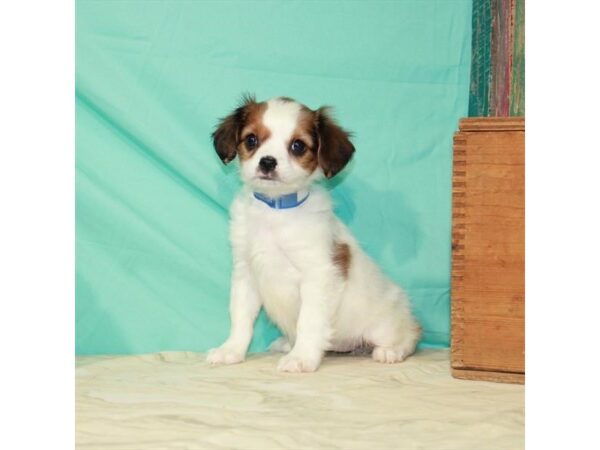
[253,191,310,209]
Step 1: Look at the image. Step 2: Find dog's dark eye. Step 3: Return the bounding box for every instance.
[291,139,306,155]
[245,134,259,150]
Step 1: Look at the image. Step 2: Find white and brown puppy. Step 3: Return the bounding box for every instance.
[207,95,421,372]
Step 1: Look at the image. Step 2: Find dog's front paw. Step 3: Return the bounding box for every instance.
[206,345,245,365]
[277,352,321,373]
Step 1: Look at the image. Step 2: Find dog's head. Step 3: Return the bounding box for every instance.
[212,95,355,195]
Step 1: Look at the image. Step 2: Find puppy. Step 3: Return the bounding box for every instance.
[207,95,421,372]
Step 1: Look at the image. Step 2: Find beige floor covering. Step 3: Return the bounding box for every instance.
[76,348,524,450]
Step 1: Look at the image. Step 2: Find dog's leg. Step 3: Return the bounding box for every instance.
[277,268,337,373]
[207,263,260,365]
[269,336,292,353]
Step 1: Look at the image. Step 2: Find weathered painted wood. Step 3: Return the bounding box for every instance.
[468,0,492,117]
[510,0,525,116]
[469,0,524,117]
[489,0,512,116]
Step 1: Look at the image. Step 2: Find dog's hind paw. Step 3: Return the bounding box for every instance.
[372,346,408,364]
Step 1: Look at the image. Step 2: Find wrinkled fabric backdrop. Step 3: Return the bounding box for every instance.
[76,0,472,354]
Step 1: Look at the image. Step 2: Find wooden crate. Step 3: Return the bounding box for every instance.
[451,117,525,384]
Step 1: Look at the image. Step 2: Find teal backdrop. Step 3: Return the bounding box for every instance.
[76,0,472,355]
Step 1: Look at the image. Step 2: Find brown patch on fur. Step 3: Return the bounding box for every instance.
[238,102,269,161]
[212,94,268,164]
[314,107,355,178]
[287,105,355,176]
[289,107,319,172]
[333,242,351,278]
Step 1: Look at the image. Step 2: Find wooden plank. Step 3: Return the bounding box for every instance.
[451,117,525,381]
[452,368,524,384]
[459,117,524,131]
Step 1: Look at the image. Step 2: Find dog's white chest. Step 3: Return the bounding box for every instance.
[245,210,303,337]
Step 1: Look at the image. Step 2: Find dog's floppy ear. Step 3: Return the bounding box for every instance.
[212,94,256,164]
[315,107,355,178]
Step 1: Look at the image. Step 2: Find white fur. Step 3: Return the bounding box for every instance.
[207,98,421,372]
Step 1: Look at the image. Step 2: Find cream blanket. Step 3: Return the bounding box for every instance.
[76,349,524,449]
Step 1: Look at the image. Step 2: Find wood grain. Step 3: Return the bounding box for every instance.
[452,368,525,384]
[451,117,524,383]
[459,117,524,131]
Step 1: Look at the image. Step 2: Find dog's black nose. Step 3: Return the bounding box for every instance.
[259,156,277,173]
